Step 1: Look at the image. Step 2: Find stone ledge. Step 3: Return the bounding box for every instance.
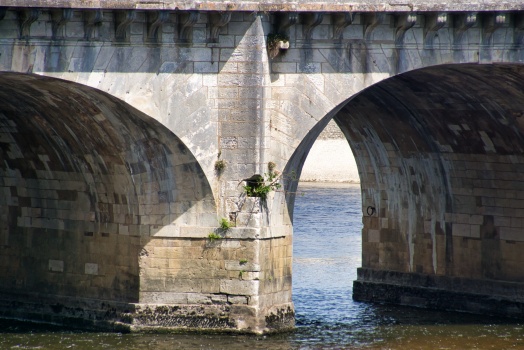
[354,268,524,319]
[356,267,524,300]
[151,226,290,239]
[0,290,267,333]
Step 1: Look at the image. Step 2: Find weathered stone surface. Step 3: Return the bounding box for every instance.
[2,4,524,334]
[354,268,524,318]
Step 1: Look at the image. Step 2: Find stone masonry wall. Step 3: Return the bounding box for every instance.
[0,74,217,315]
[339,64,524,282]
[2,4,524,331]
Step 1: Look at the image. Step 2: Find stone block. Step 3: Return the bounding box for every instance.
[195,62,219,73]
[130,22,143,35]
[165,279,201,293]
[139,292,188,304]
[206,239,241,249]
[85,263,99,275]
[203,74,218,86]
[236,212,262,228]
[470,225,480,238]
[217,74,265,87]
[151,225,180,238]
[201,279,220,293]
[210,294,228,304]
[48,259,64,272]
[225,260,260,271]
[153,247,183,259]
[180,48,212,62]
[494,216,511,227]
[224,227,260,239]
[469,215,484,225]
[220,279,259,296]
[500,227,524,242]
[241,272,260,280]
[66,22,84,37]
[452,224,471,237]
[228,295,248,304]
[368,229,380,242]
[237,136,269,149]
[179,227,210,238]
[188,293,212,304]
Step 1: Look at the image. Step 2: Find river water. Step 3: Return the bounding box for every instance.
[1,182,524,349]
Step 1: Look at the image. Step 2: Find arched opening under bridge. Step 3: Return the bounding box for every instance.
[285,63,524,318]
[0,73,215,320]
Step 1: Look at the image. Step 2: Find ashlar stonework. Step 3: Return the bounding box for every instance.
[1,2,524,333]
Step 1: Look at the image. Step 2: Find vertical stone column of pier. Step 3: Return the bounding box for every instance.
[217,13,294,332]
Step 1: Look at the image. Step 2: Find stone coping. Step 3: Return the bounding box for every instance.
[353,280,524,319]
[1,0,523,12]
[357,267,524,301]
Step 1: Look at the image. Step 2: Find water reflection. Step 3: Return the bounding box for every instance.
[1,182,523,349]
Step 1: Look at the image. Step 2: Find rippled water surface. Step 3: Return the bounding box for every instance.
[2,183,524,349]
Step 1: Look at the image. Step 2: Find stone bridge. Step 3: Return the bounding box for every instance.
[1,0,524,334]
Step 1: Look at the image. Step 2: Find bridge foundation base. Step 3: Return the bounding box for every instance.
[0,291,294,334]
[353,268,524,319]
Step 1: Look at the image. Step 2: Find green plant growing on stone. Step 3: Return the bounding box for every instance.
[219,217,235,230]
[268,161,276,171]
[267,33,289,59]
[208,232,222,242]
[215,160,226,171]
[243,171,282,200]
[239,270,245,279]
[239,259,248,265]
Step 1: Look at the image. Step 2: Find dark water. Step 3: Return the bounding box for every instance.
[2,182,524,349]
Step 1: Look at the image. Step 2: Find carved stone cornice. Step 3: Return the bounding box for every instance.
[363,13,385,41]
[19,8,40,39]
[116,10,136,41]
[332,12,354,41]
[51,8,73,40]
[453,12,477,46]
[424,12,447,49]
[482,12,505,45]
[210,11,231,43]
[301,12,324,41]
[147,10,169,43]
[277,12,298,34]
[85,9,103,40]
[394,13,416,46]
[179,10,199,43]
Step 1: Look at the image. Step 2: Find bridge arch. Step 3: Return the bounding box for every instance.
[0,73,215,307]
[279,63,524,314]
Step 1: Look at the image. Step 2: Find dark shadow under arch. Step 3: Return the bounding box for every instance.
[0,73,215,303]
